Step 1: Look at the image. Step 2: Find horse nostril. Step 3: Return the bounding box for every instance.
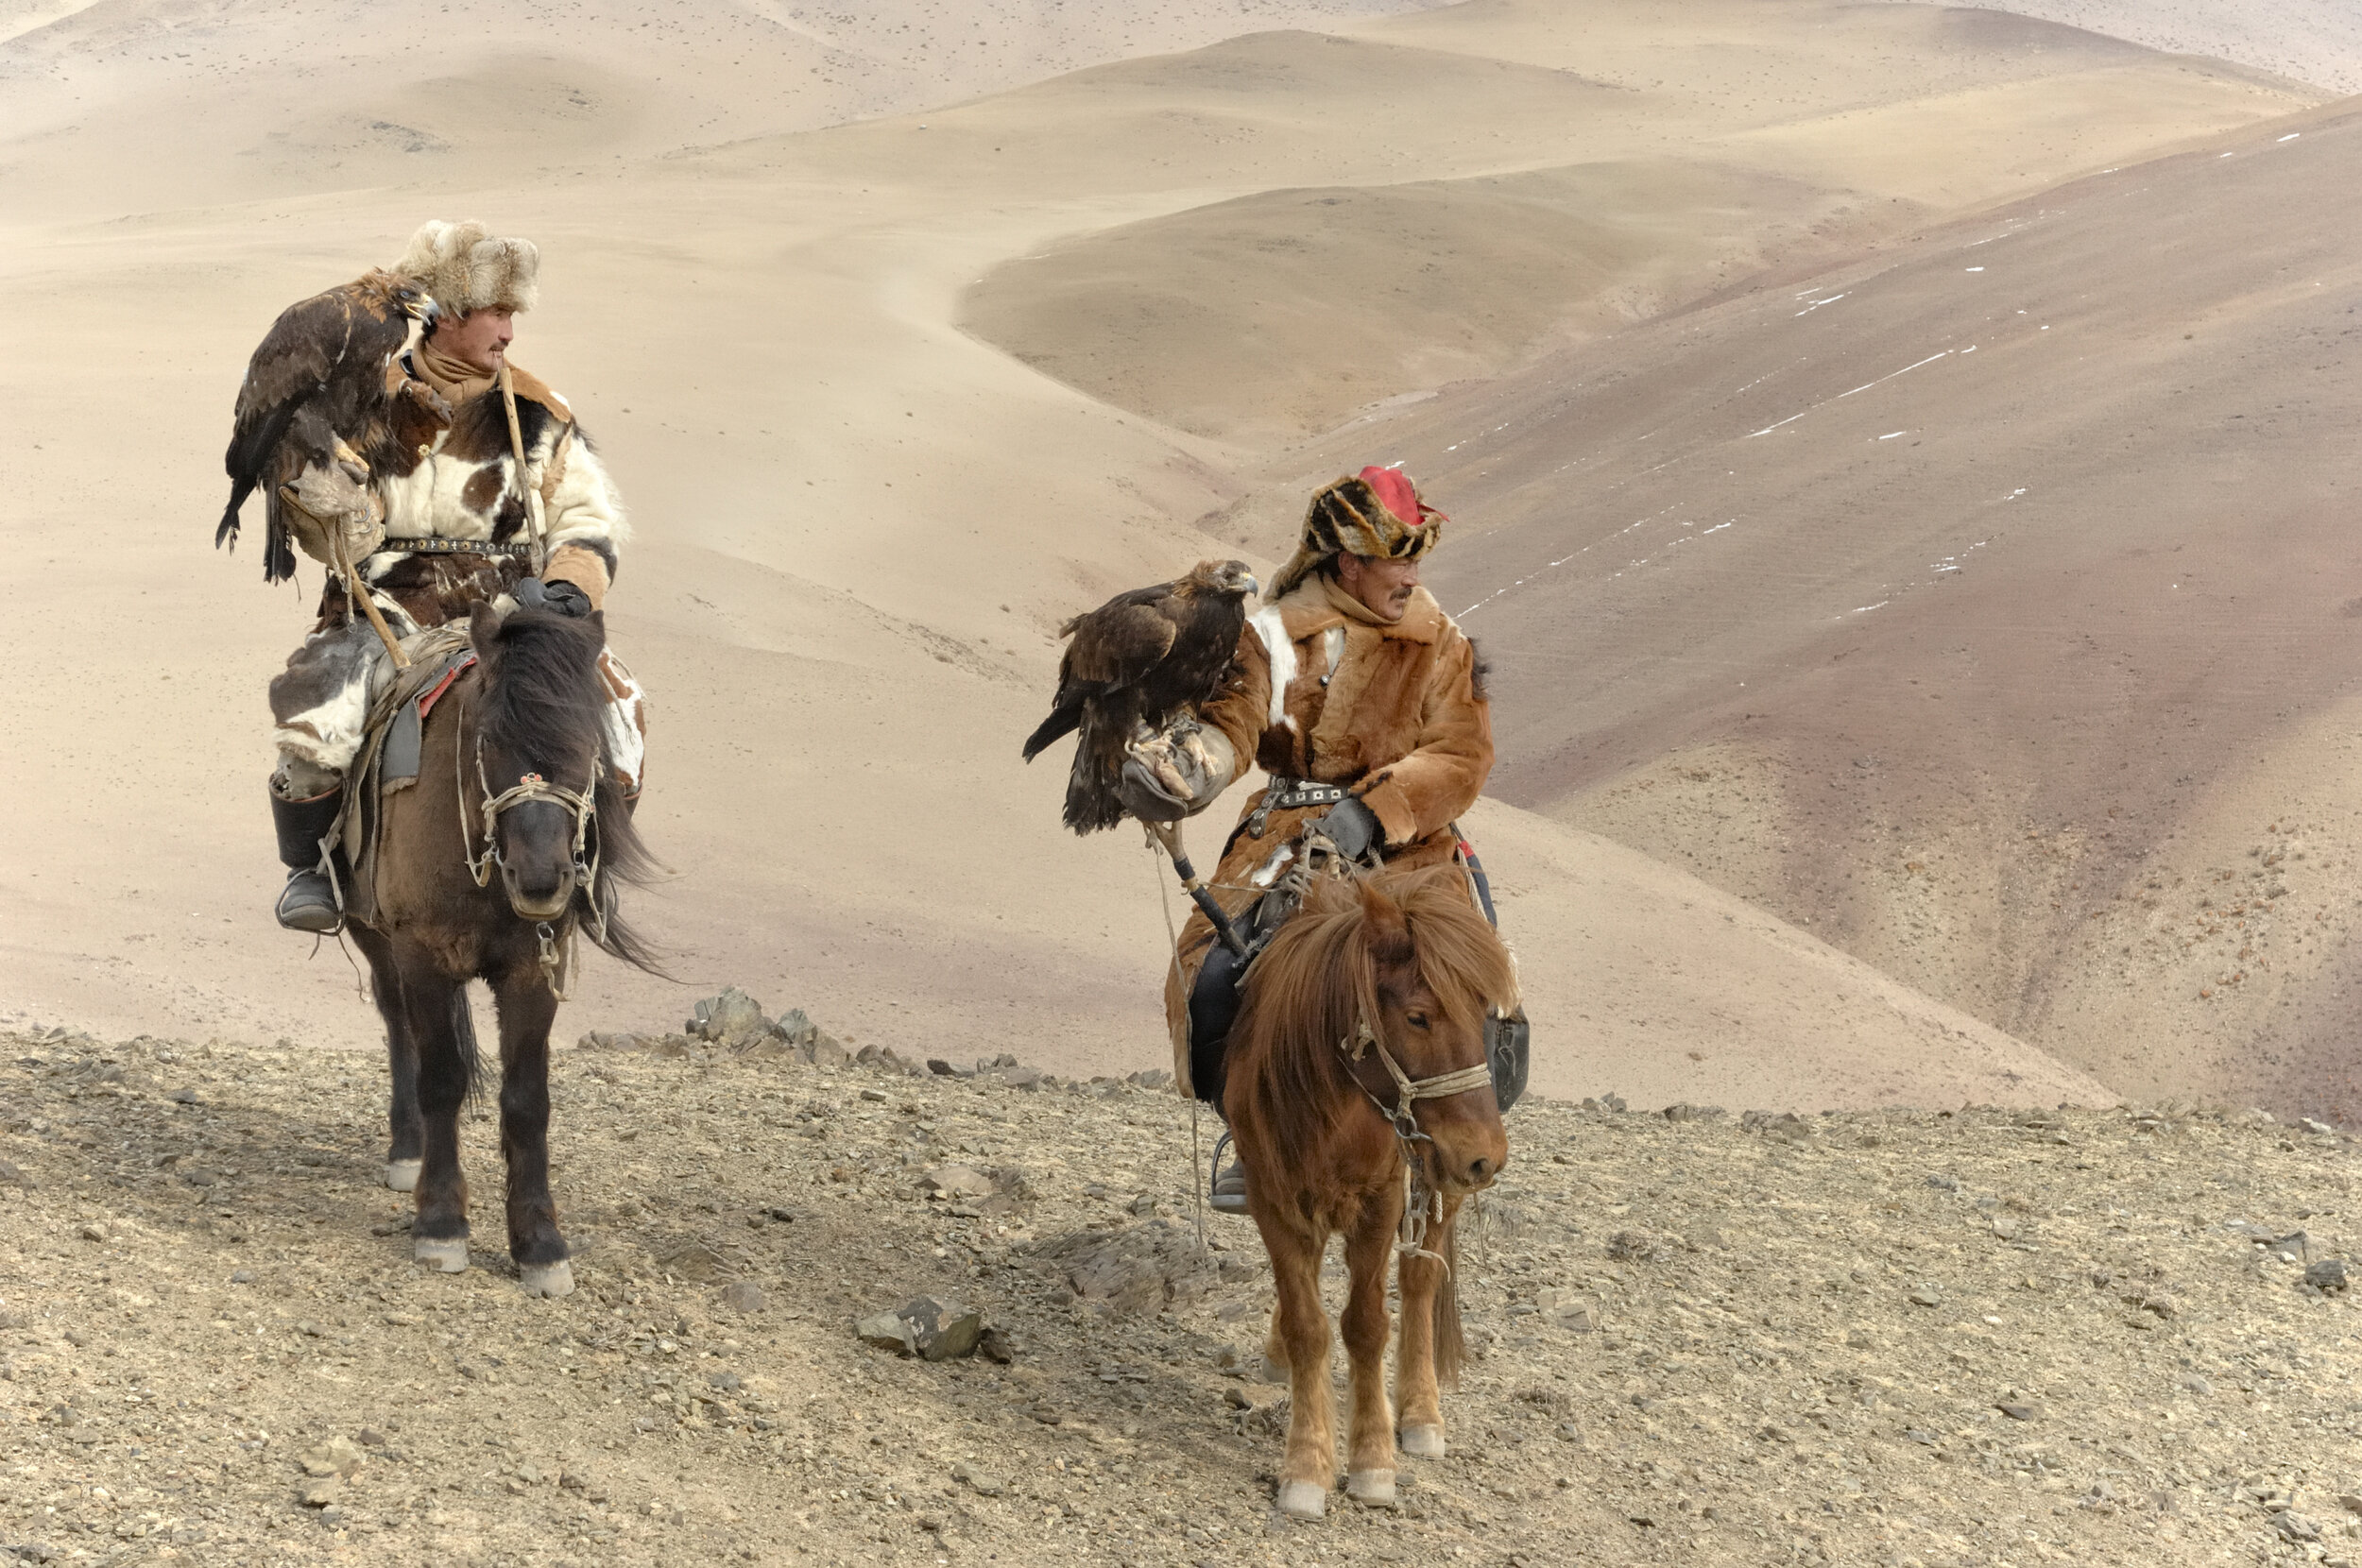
[1468,1156,1494,1183]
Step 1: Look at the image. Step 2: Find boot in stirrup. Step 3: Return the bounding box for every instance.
[1208,1130,1249,1215]
[270,784,344,933]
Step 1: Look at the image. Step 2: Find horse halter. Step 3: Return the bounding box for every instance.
[1338,1016,1496,1270]
[461,737,597,892]
[1337,1017,1497,1138]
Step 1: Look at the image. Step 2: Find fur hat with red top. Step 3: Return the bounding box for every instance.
[1267,465,1447,602]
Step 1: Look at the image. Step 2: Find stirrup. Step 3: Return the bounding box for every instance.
[275,869,342,934]
[1208,1131,1249,1216]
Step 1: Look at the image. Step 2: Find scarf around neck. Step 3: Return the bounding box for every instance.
[413,340,498,407]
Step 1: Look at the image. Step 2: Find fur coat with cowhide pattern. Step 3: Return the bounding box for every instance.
[321,352,627,637]
[1157,575,1492,1091]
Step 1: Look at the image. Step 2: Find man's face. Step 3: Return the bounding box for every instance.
[434,307,516,374]
[1334,552,1422,623]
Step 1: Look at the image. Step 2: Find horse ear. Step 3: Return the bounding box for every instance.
[467,600,504,656]
[1357,877,1414,967]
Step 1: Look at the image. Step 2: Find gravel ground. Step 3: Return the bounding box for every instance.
[0,1019,2358,1567]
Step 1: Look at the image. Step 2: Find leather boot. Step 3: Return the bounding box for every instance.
[271,785,344,933]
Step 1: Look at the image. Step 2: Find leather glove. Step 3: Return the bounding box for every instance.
[516,576,593,618]
[1309,795,1383,862]
[1118,718,1234,824]
[1117,754,1191,823]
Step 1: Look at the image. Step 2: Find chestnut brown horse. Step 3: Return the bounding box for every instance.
[1224,861,1516,1519]
[347,600,657,1297]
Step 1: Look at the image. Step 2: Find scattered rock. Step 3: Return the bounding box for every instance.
[2276,1511,2322,1542]
[922,1164,996,1200]
[1995,1402,2040,1422]
[2303,1259,2347,1294]
[714,1280,765,1314]
[2300,1117,2337,1136]
[1031,1221,1217,1311]
[686,988,768,1048]
[1908,1286,1942,1307]
[298,1475,342,1508]
[855,1297,985,1361]
[977,1326,1016,1364]
[950,1462,1004,1497]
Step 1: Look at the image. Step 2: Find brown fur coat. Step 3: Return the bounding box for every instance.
[1161,575,1493,1088]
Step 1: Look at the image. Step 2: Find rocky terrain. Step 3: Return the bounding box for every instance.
[0,1007,2357,1567]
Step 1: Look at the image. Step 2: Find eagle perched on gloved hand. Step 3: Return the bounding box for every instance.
[216,268,449,583]
[1023,559,1259,833]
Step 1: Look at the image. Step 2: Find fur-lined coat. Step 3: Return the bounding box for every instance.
[1160,575,1493,1086]
[350,352,626,636]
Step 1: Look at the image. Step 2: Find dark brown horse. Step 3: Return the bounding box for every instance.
[349,600,657,1296]
[1224,862,1515,1518]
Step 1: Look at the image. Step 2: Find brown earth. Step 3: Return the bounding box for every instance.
[3,1021,2359,1567]
[1266,102,2362,1122]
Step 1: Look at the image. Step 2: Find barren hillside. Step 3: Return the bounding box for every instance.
[1282,103,2362,1120]
[0,1024,2356,1566]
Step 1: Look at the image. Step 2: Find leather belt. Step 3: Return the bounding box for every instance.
[369,538,537,558]
[1246,775,1347,838]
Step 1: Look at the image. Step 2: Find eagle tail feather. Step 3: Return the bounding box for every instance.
[214,484,251,553]
[1020,703,1082,762]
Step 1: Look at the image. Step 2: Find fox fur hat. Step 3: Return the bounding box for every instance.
[392,219,540,318]
[1267,465,1447,602]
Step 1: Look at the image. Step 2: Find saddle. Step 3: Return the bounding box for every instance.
[330,624,476,929]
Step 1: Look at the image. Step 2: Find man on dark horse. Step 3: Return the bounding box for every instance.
[265,219,645,931]
[1128,467,1497,1210]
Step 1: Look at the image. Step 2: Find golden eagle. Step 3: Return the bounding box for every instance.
[1023,558,1258,833]
[216,267,448,583]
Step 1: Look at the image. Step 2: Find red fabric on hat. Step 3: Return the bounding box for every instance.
[1359,465,1422,526]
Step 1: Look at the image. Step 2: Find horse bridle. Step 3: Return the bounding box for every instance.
[1336,1015,1496,1270]
[455,715,606,995]
[1336,1017,1496,1141]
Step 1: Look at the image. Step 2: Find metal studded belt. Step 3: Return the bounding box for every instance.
[368,538,537,558]
[1246,775,1347,838]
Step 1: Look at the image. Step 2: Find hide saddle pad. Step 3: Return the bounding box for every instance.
[333,624,476,929]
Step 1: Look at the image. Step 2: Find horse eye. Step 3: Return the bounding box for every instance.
[1405,1012,1430,1031]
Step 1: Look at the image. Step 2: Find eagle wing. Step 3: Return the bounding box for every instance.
[219,280,414,583]
[1062,596,1180,690]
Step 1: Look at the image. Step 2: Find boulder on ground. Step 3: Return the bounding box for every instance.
[856,1297,985,1361]
[687,989,768,1048]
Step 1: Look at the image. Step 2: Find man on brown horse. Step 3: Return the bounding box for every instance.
[265,219,644,932]
[1127,466,1498,1210]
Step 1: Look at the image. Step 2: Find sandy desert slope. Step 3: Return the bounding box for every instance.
[965,2,2318,444]
[1288,105,2362,1116]
[0,0,2336,1115]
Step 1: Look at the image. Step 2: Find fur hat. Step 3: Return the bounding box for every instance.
[392,219,540,317]
[1267,466,1446,602]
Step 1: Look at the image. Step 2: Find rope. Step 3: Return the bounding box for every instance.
[1145,832,1210,1256]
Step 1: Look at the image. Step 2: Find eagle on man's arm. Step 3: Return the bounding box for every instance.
[216,267,447,584]
[1022,558,1259,834]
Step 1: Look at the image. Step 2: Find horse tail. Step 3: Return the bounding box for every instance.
[449,985,484,1103]
[1431,1206,1466,1390]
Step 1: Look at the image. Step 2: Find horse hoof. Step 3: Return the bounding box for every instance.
[385,1160,420,1193]
[1275,1480,1327,1520]
[519,1260,574,1299]
[413,1237,468,1273]
[1346,1470,1396,1507]
[1398,1425,1446,1458]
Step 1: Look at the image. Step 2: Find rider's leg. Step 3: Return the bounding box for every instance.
[1190,945,1251,1213]
[267,616,380,931]
[269,755,344,933]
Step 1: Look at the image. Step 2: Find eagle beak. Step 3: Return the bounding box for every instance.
[415,297,441,328]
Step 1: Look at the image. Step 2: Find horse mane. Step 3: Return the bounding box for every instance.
[1228,862,1518,1181]
[476,605,663,974]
